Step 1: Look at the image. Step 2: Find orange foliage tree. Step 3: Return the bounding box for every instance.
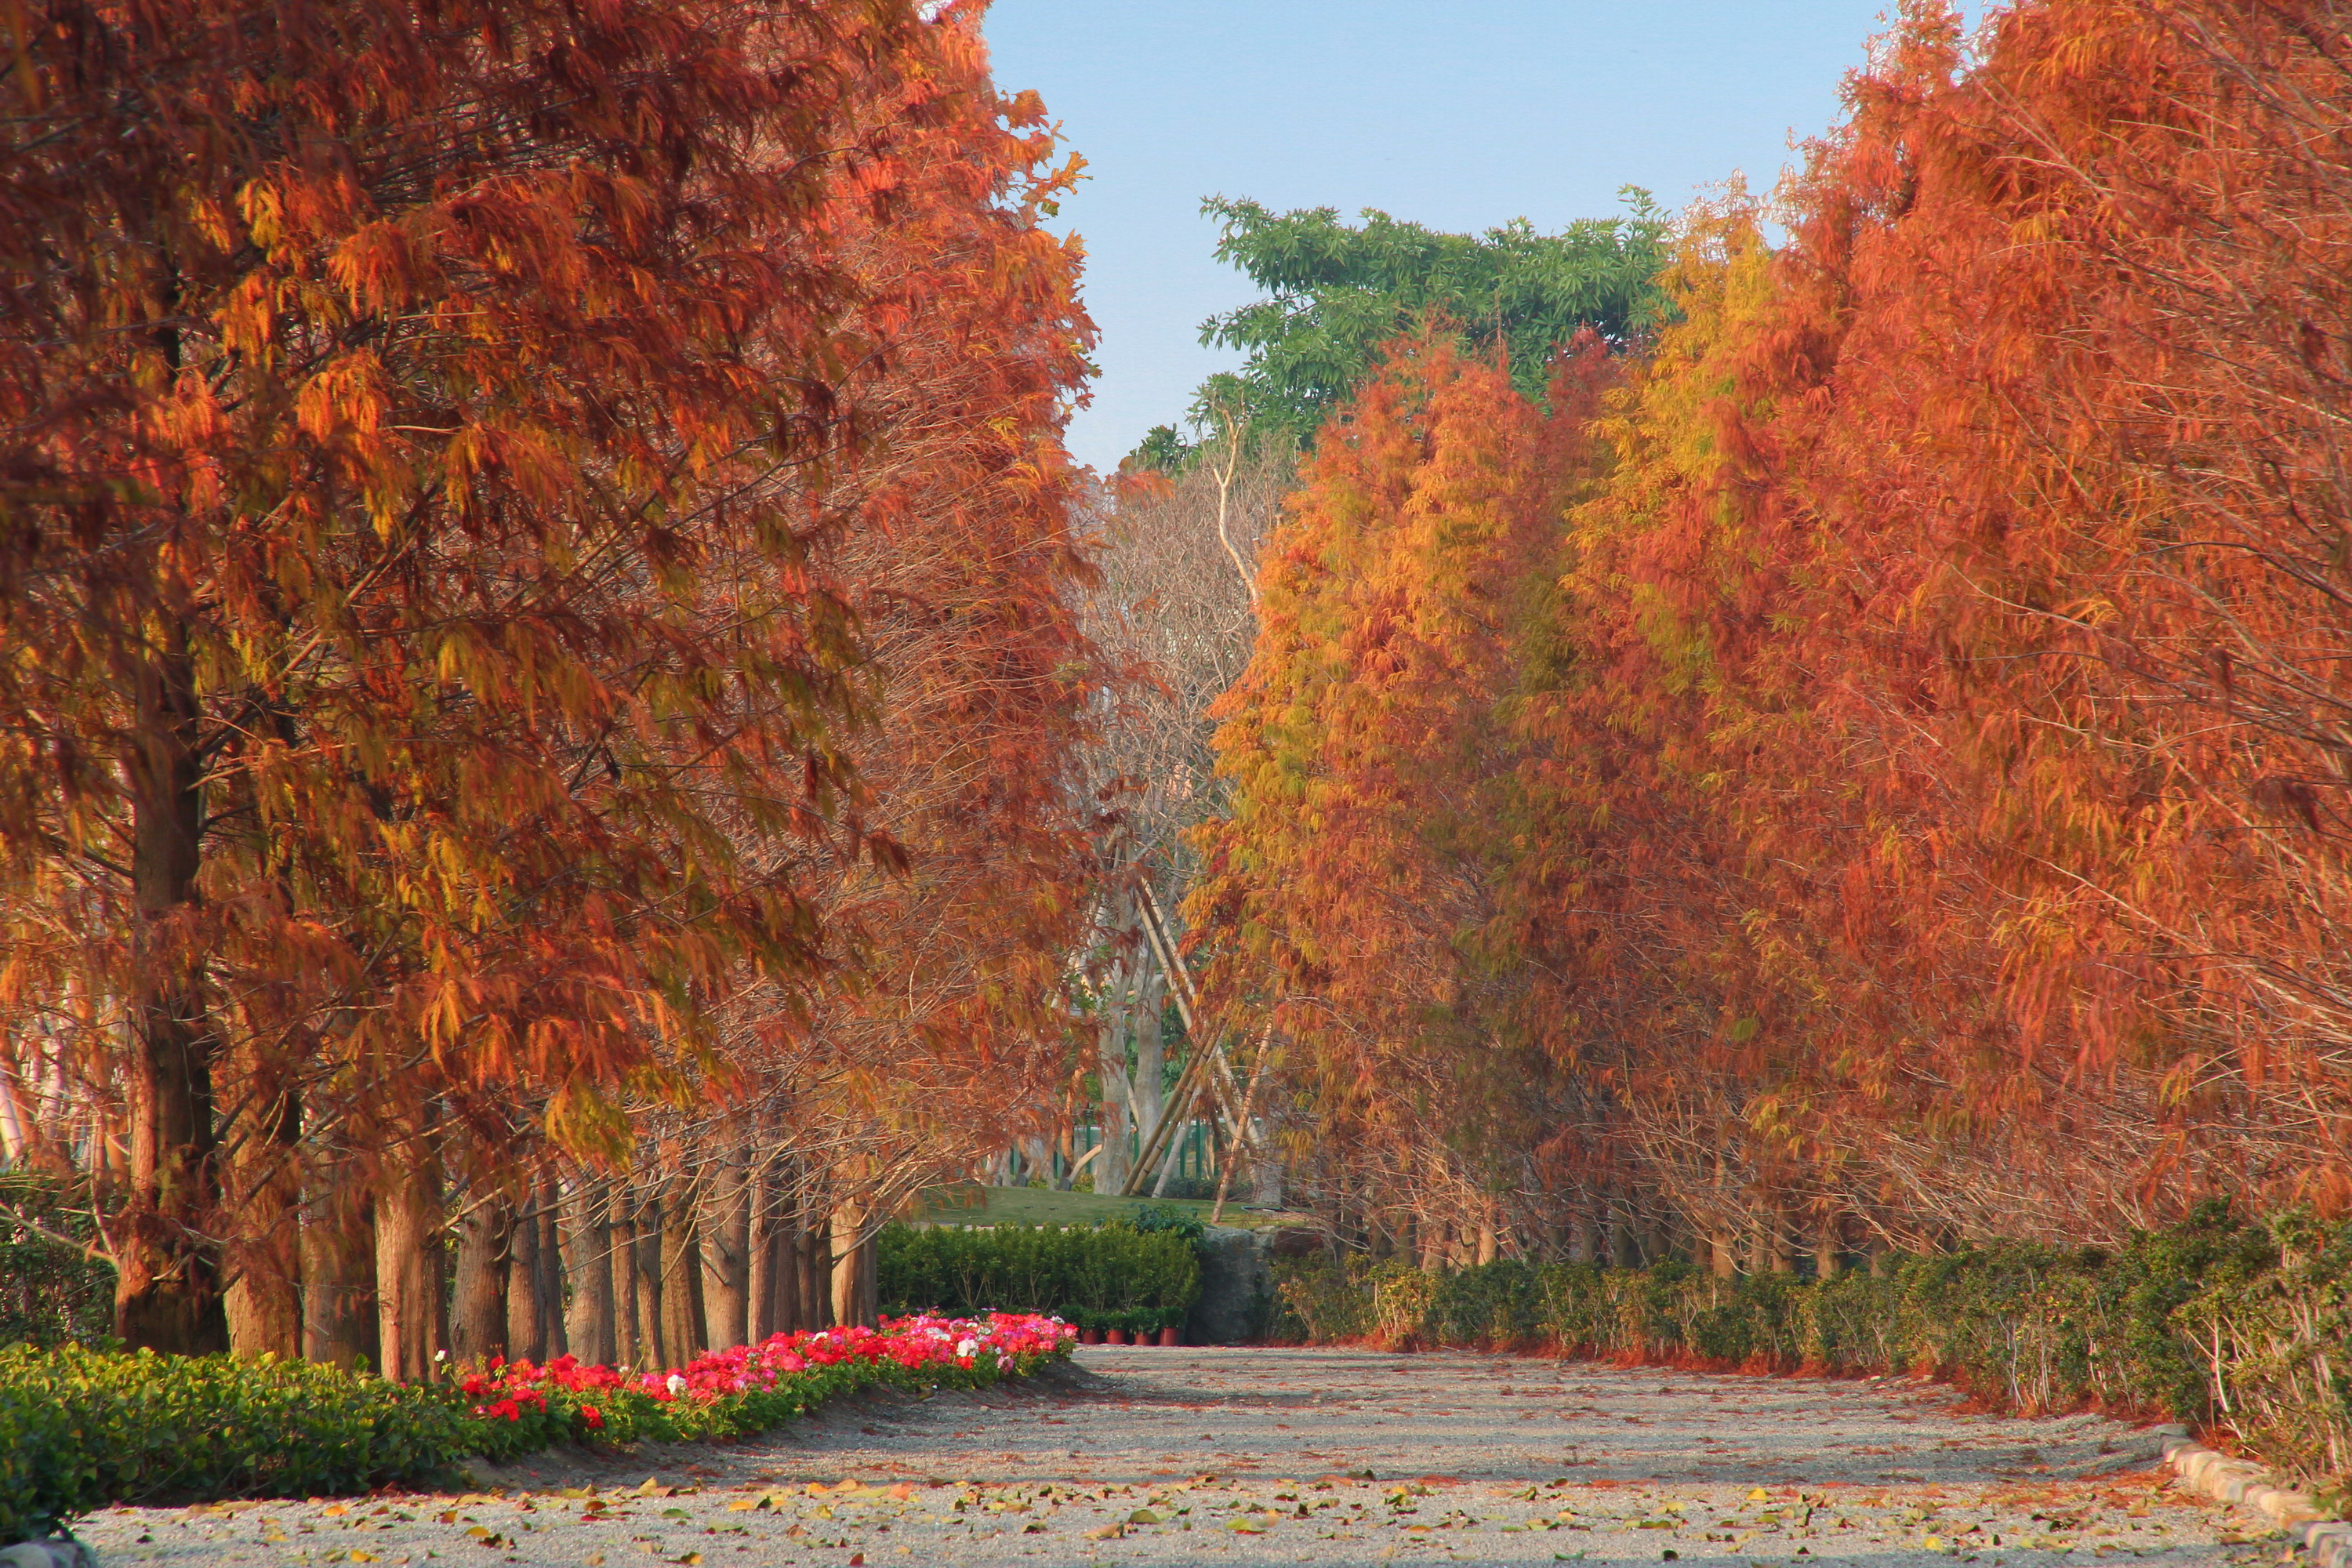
[0,0,1105,1359]
[1189,334,1624,1261]
[1191,0,2352,1264]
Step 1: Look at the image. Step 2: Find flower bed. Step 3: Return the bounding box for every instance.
[450,1312,1073,1457]
[1,1313,1072,1544]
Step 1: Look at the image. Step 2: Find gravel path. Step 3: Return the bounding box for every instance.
[74,1347,2276,1567]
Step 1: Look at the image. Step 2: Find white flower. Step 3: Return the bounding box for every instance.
[955,1338,981,1358]
[666,1373,688,1397]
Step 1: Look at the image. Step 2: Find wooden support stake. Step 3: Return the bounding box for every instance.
[1136,883,1250,1132]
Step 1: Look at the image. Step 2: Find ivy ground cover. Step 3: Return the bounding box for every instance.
[0,1312,1073,1544]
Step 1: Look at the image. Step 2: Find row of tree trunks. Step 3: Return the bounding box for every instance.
[1320,1178,1900,1279]
[219,1147,884,1376]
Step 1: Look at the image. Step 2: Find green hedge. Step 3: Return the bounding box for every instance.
[1270,1203,2352,1488]
[879,1220,1201,1334]
[0,1345,467,1541]
[0,1338,1062,1544]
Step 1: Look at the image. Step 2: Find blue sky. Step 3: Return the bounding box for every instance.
[982,1,1973,473]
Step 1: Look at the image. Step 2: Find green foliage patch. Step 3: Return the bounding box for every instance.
[1133,194,1669,460]
[1270,1203,2350,1485]
[879,1219,1201,1334]
[0,1176,114,1348]
[0,1345,466,1542]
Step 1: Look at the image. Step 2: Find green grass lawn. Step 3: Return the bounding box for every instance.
[910,1182,1305,1230]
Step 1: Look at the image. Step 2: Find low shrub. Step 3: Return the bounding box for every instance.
[0,1312,1072,1542]
[1269,1202,2352,1487]
[0,1344,468,1541]
[880,1220,1201,1334]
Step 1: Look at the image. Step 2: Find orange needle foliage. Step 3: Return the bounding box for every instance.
[1193,0,2352,1263]
[686,2,1108,1221]
[1189,335,1621,1258]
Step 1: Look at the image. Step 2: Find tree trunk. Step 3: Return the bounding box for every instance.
[829,1200,876,1327]
[1767,1206,1796,1275]
[116,634,228,1354]
[451,1193,510,1367]
[802,1218,833,1329]
[302,1178,378,1371]
[1813,1214,1842,1281]
[746,1160,775,1338]
[1094,899,1135,1195]
[1568,1197,1599,1265]
[631,1187,666,1367]
[506,1193,544,1361]
[702,1156,750,1351]
[534,1181,567,1358]
[1249,1130,1287,1210]
[375,1142,446,1382]
[611,1189,641,1367]
[770,1208,804,1333]
[763,1171,809,1335]
[660,1177,706,1362]
[1149,1104,1189,1198]
[560,1178,617,1367]
[1414,1211,1445,1271]
[1134,967,1166,1138]
[224,1086,301,1359]
[1095,1007,1130,1198]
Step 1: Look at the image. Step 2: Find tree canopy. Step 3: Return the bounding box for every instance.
[1131,193,1668,463]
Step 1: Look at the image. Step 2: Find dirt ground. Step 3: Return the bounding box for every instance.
[71,1346,2281,1567]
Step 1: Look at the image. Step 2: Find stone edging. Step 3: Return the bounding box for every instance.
[2162,1436,2351,1567]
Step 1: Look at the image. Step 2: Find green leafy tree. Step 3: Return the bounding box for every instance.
[1181,191,1668,450]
